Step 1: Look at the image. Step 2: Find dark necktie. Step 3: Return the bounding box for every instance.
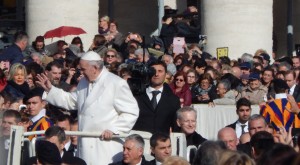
[241,124,246,134]
[151,90,161,109]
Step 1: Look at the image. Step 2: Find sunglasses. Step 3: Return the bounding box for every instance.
[106,55,116,58]
[176,79,184,82]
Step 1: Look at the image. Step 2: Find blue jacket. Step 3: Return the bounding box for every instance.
[0,44,24,64]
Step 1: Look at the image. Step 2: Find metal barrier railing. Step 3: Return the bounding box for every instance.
[7,126,187,165]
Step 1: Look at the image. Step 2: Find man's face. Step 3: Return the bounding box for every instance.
[26,96,45,116]
[285,73,296,88]
[241,68,250,75]
[177,111,196,135]
[262,70,273,84]
[1,116,18,136]
[237,106,251,123]
[195,67,205,75]
[47,136,64,153]
[151,139,171,163]
[123,140,143,164]
[47,66,62,85]
[70,123,78,146]
[56,120,71,141]
[79,60,97,82]
[218,129,238,150]
[293,58,300,68]
[151,64,166,89]
[248,118,267,136]
[31,55,42,65]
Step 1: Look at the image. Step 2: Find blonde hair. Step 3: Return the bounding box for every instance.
[218,150,255,165]
[162,156,190,165]
[8,63,27,81]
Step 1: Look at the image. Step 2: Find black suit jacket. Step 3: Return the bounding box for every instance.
[109,156,151,165]
[133,83,181,134]
[226,121,237,130]
[26,152,86,165]
[293,85,300,103]
[149,159,156,165]
[237,142,251,157]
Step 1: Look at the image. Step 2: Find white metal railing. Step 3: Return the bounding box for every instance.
[7,126,187,165]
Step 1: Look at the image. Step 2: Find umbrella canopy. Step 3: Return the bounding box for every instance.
[44,26,86,39]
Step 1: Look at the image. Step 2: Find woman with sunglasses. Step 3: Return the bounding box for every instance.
[169,71,192,107]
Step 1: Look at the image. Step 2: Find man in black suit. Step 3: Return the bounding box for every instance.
[27,126,86,165]
[284,70,300,102]
[55,114,77,156]
[0,110,22,165]
[149,133,172,165]
[109,134,150,165]
[226,98,252,138]
[133,60,181,134]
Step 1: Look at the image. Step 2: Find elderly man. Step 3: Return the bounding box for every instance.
[109,134,150,165]
[149,133,172,165]
[217,127,239,150]
[176,106,206,147]
[36,51,139,164]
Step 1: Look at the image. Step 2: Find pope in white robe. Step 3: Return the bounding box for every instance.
[37,51,139,165]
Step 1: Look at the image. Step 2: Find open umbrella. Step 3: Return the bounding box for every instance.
[44,26,86,39]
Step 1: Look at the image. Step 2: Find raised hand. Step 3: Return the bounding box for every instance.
[36,73,53,92]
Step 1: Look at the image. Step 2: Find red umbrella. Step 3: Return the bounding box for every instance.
[44,26,86,39]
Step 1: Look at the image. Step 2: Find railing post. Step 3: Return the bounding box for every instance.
[7,126,24,165]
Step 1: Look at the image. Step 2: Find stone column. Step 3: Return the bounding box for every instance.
[26,0,99,51]
[202,0,273,60]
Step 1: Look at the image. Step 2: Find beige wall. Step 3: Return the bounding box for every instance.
[26,0,99,51]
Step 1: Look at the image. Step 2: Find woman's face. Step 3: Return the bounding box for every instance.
[99,18,108,28]
[200,79,210,90]
[187,72,196,85]
[175,75,185,88]
[175,59,182,66]
[105,51,117,64]
[109,23,117,33]
[13,69,25,85]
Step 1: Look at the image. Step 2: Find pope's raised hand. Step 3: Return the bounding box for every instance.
[36,73,53,92]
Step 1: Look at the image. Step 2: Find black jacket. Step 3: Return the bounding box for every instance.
[133,83,181,134]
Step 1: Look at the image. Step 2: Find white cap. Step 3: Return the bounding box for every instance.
[81,51,102,61]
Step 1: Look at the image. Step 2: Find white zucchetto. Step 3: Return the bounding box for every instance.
[81,51,102,61]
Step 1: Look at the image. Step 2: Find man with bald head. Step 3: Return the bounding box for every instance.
[217,127,239,150]
[36,51,139,164]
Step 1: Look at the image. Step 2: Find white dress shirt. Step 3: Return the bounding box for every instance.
[30,109,46,123]
[146,86,164,103]
[236,121,248,138]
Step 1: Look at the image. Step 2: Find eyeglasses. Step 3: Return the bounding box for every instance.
[187,76,195,78]
[176,78,184,82]
[106,55,116,58]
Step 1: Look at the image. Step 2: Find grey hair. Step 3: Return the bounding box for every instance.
[125,134,145,149]
[31,52,42,58]
[88,60,104,70]
[248,114,267,127]
[218,79,231,91]
[134,48,149,57]
[176,106,197,120]
[278,62,292,70]
[241,53,253,63]
[162,54,174,63]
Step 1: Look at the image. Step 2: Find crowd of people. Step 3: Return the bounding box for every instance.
[1,4,300,165]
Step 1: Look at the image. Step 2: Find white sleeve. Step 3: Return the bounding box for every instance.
[46,86,78,110]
